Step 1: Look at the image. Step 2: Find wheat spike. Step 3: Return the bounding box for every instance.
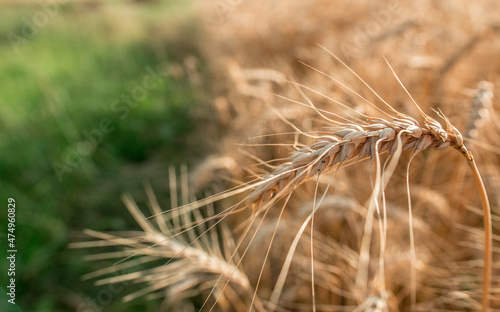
[466,81,494,139]
[71,187,265,312]
[247,95,491,311]
[250,112,467,205]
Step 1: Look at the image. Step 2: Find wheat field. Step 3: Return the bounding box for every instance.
[75,1,500,311]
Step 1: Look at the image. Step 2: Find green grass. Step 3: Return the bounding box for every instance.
[0,2,212,311]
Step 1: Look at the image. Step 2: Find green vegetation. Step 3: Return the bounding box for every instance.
[0,2,211,311]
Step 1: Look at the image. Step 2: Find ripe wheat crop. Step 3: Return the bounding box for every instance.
[74,52,494,311]
[75,1,500,311]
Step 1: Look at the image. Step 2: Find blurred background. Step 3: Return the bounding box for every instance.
[0,1,216,311]
[1,0,500,311]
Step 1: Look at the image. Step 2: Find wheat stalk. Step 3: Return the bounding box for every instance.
[244,83,491,311]
[71,187,265,312]
[236,47,492,309]
[150,71,492,311]
[75,52,493,311]
[253,115,491,312]
[260,117,492,311]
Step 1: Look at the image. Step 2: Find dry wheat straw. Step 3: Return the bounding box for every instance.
[77,57,493,312]
[249,116,491,311]
[71,190,264,312]
[244,80,491,311]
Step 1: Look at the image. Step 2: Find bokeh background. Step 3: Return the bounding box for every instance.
[0,1,216,311]
[1,0,500,311]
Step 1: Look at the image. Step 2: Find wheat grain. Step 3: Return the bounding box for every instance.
[250,113,467,205]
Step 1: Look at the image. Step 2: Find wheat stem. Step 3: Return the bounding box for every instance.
[467,157,491,312]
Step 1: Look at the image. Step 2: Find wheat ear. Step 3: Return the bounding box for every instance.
[249,108,491,310]
[71,191,265,312]
[251,112,460,204]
